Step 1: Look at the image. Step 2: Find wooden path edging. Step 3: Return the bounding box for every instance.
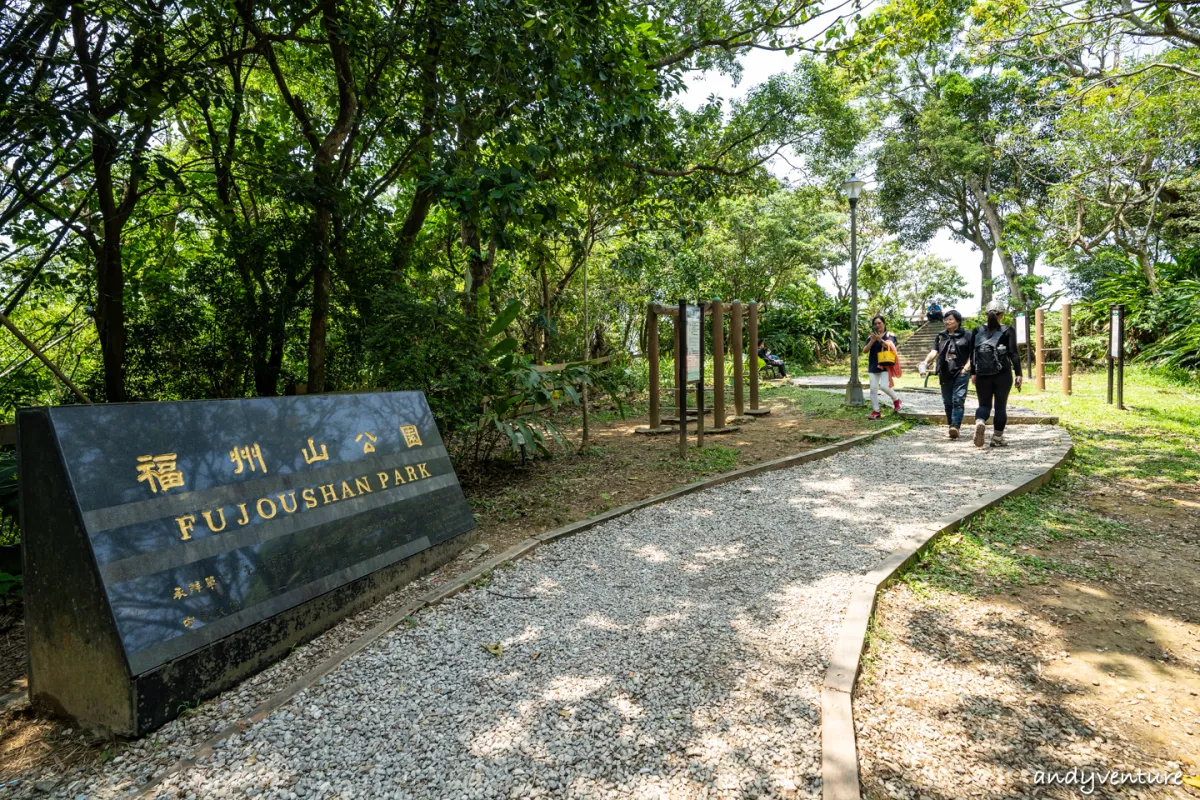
[135,422,907,798]
[819,430,1075,800]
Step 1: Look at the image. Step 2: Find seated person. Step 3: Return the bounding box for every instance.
[927,301,944,322]
[756,339,787,377]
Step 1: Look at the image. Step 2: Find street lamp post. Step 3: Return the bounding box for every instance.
[841,174,866,407]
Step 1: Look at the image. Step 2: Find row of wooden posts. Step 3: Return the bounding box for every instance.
[1032,304,1072,395]
[642,300,770,439]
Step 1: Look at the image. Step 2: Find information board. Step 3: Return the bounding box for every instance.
[21,391,477,734]
[686,305,701,382]
[1015,313,1028,346]
[1111,308,1121,358]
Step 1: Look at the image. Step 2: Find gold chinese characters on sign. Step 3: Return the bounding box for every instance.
[136,454,185,494]
[400,425,422,448]
[230,443,267,474]
[301,438,329,464]
[173,574,218,601]
[355,431,378,454]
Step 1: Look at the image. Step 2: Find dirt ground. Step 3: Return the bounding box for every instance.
[0,384,876,783]
[857,477,1200,799]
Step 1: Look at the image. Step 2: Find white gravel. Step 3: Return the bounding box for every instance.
[17,425,1069,800]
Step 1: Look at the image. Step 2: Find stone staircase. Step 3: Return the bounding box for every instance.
[897,321,940,372]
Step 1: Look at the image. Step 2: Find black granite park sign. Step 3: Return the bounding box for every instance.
[18,392,476,735]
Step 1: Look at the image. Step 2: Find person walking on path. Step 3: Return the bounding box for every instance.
[971,299,1023,448]
[918,309,973,439]
[863,315,901,419]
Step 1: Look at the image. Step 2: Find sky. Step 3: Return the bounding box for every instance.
[679,50,1065,316]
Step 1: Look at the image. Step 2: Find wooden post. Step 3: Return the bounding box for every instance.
[746,301,769,416]
[711,299,725,428]
[696,303,704,449]
[648,306,660,428]
[1107,305,1115,406]
[1116,304,1125,410]
[1035,308,1045,392]
[748,301,759,410]
[677,299,687,458]
[731,301,744,417]
[1061,303,1072,396]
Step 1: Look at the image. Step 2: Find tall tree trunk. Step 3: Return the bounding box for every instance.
[1136,250,1160,294]
[538,250,551,362]
[95,238,127,401]
[968,176,1026,308]
[390,183,437,274]
[460,216,495,319]
[307,206,332,391]
[976,240,994,307]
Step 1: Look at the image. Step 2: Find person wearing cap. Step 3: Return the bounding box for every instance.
[918,309,973,438]
[970,299,1023,447]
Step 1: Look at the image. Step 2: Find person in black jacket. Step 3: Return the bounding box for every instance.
[918,309,973,439]
[970,299,1023,448]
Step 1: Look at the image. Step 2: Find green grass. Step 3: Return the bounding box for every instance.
[896,366,1200,596]
[758,382,909,427]
[679,443,740,475]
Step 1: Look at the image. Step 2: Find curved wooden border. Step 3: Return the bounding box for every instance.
[819,430,1074,800]
[135,422,908,798]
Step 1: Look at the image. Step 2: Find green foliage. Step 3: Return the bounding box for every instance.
[758,280,851,365]
[0,572,21,605]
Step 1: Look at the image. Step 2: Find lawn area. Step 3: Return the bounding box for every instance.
[856,367,1200,799]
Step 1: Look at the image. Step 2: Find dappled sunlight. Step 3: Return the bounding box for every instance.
[609,691,646,720]
[528,576,563,595]
[630,544,672,563]
[502,625,545,648]
[581,612,627,632]
[641,611,688,633]
[689,542,747,563]
[542,675,614,704]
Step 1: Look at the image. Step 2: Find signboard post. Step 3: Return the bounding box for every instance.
[678,299,687,458]
[1014,312,1030,379]
[1109,305,1125,410]
[19,392,476,734]
[694,304,705,448]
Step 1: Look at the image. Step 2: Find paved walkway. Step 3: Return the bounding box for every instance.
[36,427,1069,800]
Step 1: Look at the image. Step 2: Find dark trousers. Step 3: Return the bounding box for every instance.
[975,370,1014,432]
[939,371,970,428]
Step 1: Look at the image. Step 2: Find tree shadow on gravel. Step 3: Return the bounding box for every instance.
[115,426,1074,800]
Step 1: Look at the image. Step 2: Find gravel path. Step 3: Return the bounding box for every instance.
[790,380,1039,418]
[20,425,1068,800]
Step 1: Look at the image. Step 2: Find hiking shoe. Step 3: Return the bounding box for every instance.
[868,411,882,420]
[973,420,986,448]
[948,427,959,439]
[893,398,902,413]
[991,432,1007,448]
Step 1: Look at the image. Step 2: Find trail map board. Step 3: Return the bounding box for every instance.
[19,392,475,734]
[686,305,701,382]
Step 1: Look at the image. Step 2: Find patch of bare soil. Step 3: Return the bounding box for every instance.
[0,388,870,784]
[857,482,1200,799]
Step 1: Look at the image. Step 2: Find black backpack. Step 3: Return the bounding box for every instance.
[937,331,966,374]
[974,325,1011,376]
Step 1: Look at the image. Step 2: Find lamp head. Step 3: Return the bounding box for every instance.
[840,174,866,201]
